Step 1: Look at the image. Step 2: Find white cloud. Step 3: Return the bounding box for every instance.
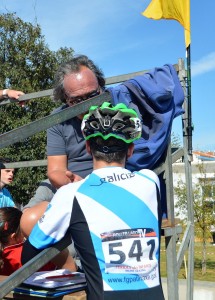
[192,52,215,77]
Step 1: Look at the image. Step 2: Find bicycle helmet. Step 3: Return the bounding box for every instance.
[81,102,142,143]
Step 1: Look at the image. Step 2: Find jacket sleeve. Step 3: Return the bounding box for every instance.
[108,64,184,171]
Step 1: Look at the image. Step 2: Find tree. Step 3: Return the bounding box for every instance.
[171,132,181,148]
[174,163,215,274]
[0,13,74,205]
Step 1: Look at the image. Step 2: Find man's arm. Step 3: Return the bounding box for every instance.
[21,185,76,269]
[0,89,24,101]
[46,112,82,189]
[47,155,71,189]
[47,155,82,189]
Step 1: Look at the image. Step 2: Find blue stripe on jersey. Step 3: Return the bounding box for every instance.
[78,173,159,236]
[90,232,148,290]
[135,171,158,185]
[29,223,58,249]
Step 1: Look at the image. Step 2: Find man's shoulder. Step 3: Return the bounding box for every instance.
[51,104,68,114]
[47,104,77,134]
[50,104,80,125]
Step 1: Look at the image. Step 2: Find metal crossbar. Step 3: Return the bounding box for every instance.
[0,235,72,299]
[3,147,184,171]
[0,92,111,149]
[0,68,161,106]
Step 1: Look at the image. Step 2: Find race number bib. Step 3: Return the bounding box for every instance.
[101,228,158,275]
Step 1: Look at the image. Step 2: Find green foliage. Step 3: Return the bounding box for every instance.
[175,164,214,233]
[160,238,215,281]
[0,13,74,205]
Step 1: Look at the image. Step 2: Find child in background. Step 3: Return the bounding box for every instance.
[0,207,77,276]
[0,158,15,208]
[0,207,23,275]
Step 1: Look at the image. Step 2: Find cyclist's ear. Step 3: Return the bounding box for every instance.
[86,140,92,156]
[127,143,134,159]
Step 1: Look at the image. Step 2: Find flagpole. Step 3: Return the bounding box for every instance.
[186,44,193,156]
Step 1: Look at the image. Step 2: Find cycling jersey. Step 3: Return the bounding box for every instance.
[25,167,164,300]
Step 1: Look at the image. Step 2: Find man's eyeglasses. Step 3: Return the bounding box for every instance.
[65,87,101,106]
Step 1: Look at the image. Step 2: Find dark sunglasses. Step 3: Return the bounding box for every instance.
[66,87,101,106]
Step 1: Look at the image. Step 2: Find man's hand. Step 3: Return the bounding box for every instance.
[65,170,83,183]
[7,89,24,99]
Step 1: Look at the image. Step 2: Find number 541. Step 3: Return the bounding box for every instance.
[109,239,155,264]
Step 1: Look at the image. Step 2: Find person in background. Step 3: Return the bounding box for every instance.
[0,207,77,276]
[0,89,24,101]
[0,207,25,275]
[0,158,15,208]
[22,103,164,300]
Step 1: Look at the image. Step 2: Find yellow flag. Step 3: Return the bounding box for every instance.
[142,0,190,48]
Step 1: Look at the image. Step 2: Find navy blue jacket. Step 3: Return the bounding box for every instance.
[109,64,184,171]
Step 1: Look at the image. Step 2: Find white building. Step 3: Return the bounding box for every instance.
[172,151,215,219]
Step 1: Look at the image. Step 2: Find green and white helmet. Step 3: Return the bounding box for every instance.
[81,102,142,143]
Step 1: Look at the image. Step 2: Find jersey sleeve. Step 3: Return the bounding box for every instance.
[28,184,76,249]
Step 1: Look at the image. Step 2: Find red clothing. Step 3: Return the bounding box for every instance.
[0,241,55,276]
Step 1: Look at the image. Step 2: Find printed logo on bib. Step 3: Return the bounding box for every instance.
[101,228,158,275]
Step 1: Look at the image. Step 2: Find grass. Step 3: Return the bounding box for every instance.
[160,237,215,282]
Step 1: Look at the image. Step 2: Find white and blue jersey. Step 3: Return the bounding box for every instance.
[28,167,164,300]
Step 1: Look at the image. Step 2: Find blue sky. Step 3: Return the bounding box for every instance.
[1,0,214,151]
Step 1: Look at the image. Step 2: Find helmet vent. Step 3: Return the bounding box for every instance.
[103,116,111,128]
[89,120,100,129]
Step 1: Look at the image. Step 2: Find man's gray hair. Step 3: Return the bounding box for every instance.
[53,55,105,103]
